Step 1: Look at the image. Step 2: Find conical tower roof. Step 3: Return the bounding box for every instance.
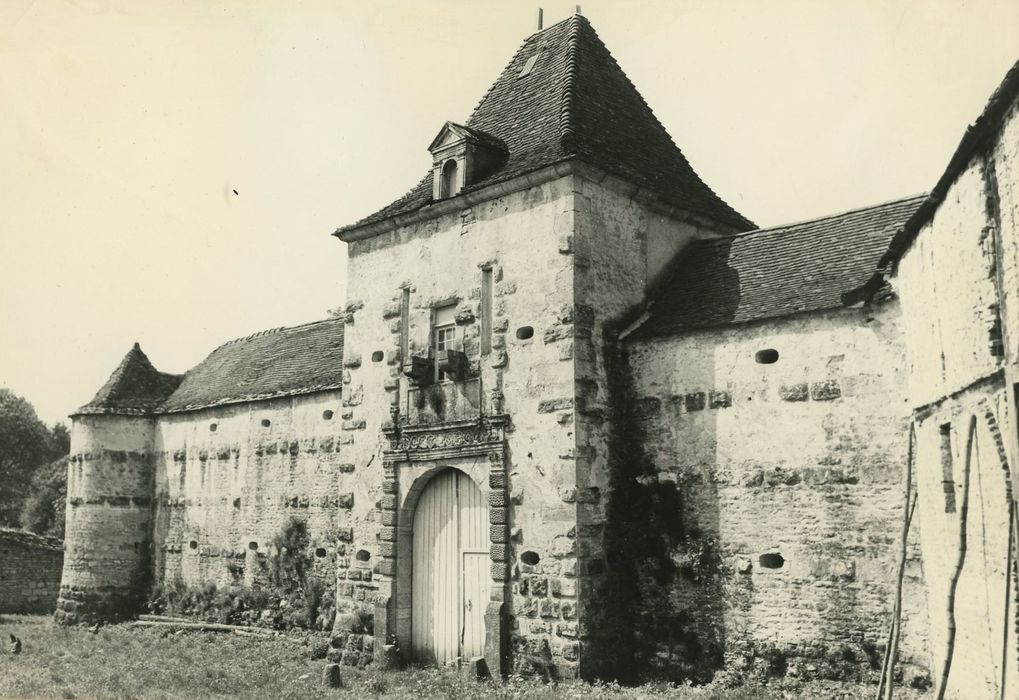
[339,14,752,235]
[74,343,182,416]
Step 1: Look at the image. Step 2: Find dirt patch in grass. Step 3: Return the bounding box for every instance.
[0,615,928,700]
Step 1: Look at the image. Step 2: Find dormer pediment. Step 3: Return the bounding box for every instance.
[428,122,508,200]
[428,122,474,154]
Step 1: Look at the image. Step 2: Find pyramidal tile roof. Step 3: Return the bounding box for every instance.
[339,14,752,235]
[632,193,927,337]
[74,343,183,416]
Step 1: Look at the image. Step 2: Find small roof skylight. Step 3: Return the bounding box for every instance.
[519,54,539,78]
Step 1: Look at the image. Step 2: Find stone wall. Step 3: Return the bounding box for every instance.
[151,391,348,598]
[57,414,156,623]
[893,89,1019,700]
[569,173,731,677]
[0,530,63,614]
[907,384,1014,699]
[341,175,583,675]
[626,304,929,679]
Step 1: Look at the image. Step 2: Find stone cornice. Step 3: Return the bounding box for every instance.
[334,159,742,243]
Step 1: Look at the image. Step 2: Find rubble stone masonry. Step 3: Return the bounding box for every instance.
[893,89,1019,700]
[57,415,156,624]
[626,304,930,673]
[0,530,63,614]
[151,392,347,593]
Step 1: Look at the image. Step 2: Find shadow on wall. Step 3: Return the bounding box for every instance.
[584,254,740,683]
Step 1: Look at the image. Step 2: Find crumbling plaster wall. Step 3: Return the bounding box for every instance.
[341,176,584,674]
[894,93,1019,699]
[626,304,929,672]
[906,387,1015,699]
[151,391,347,594]
[989,97,1019,368]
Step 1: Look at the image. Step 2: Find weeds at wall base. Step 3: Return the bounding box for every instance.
[147,517,341,632]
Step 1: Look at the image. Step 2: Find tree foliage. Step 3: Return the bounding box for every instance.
[21,455,69,538]
[0,388,69,528]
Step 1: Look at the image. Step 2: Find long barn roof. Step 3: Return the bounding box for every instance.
[631,194,927,337]
[75,319,344,416]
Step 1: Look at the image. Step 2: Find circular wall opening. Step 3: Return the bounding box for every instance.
[322,410,334,420]
[315,547,327,558]
[755,349,779,364]
[759,552,785,569]
[189,540,198,550]
[248,541,258,551]
[355,549,371,563]
[371,350,384,363]
[520,550,540,566]
[515,326,534,340]
[209,423,217,432]
[260,419,271,428]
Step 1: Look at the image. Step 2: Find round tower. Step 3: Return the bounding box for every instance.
[55,344,180,624]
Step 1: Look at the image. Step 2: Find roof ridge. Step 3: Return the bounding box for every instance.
[694,192,930,245]
[558,15,582,153]
[570,17,751,228]
[574,18,679,159]
[210,318,342,353]
[880,59,1019,270]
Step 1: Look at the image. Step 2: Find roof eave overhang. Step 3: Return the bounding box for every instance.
[624,297,898,344]
[157,384,345,416]
[878,60,1019,273]
[70,407,159,419]
[334,158,747,243]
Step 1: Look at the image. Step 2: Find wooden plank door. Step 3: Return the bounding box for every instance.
[458,470,489,661]
[411,469,488,665]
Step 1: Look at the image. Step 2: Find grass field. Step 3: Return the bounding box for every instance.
[0,615,925,700]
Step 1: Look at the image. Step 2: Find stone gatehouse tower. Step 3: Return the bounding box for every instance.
[331,14,752,679]
[58,12,1019,694]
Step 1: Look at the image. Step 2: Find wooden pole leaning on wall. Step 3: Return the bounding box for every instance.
[935,413,977,700]
[877,421,917,700]
[1002,500,1015,700]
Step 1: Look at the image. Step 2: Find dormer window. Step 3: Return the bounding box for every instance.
[428,121,508,201]
[440,159,459,198]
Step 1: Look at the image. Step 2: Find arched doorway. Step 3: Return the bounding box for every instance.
[411,468,489,664]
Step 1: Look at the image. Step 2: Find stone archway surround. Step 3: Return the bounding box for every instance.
[376,416,509,677]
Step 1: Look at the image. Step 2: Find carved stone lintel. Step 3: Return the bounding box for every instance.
[383,420,505,454]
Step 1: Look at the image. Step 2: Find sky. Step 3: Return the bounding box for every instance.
[1,0,1017,426]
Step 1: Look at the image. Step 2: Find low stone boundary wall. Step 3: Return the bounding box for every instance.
[0,528,63,614]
